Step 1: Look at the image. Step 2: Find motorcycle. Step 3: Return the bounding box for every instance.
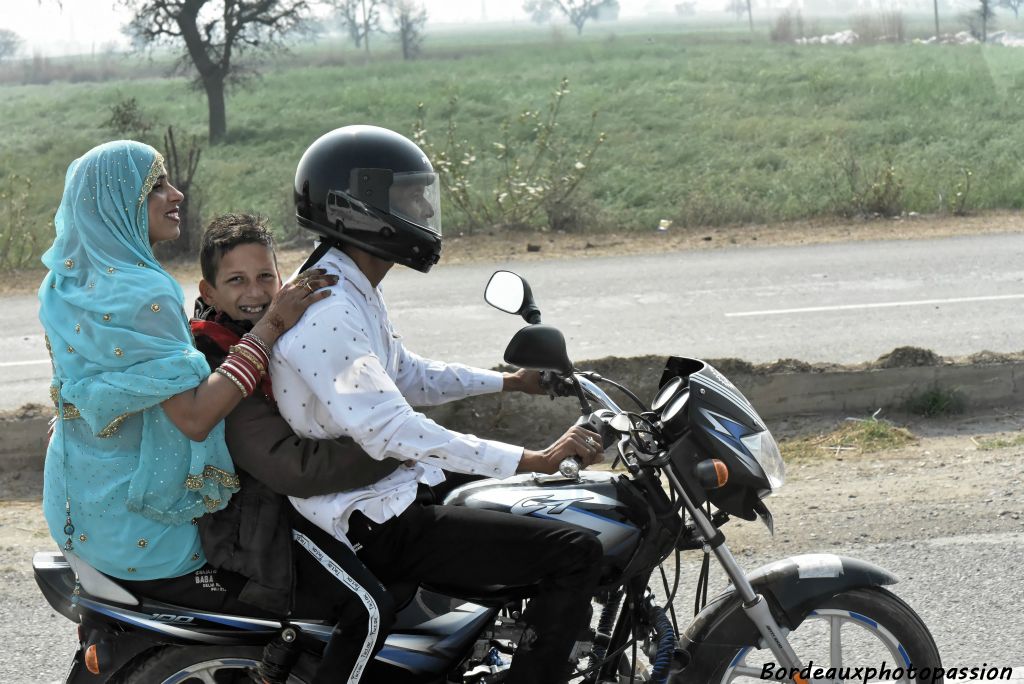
[34,269,942,683]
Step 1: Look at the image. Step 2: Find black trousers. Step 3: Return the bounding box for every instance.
[121,510,394,684]
[348,503,604,684]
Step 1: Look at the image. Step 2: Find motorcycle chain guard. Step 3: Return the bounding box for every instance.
[676,554,898,680]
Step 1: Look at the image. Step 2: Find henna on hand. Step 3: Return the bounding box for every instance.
[265,313,287,335]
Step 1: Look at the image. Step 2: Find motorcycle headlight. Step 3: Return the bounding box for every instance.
[739,430,785,493]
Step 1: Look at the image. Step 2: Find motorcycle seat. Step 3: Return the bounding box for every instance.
[62,550,140,606]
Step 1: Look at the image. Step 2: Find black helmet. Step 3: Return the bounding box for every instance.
[294,125,442,272]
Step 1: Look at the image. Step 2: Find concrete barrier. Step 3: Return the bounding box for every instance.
[4,350,1022,469]
[418,353,1024,448]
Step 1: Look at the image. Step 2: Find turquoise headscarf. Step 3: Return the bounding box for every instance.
[39,141,238,540]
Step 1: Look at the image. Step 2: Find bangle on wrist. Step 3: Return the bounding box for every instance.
[229,343,267,375]
[215,366,250,398]
[243,332,272,359]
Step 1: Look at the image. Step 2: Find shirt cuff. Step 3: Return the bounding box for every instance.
[483,439,523,478]
[467,368,505,397]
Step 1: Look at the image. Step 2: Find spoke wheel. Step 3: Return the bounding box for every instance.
[116,646,315,684]
[713,588,941,684]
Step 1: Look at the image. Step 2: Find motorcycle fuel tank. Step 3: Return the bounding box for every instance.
[444,472,642,568]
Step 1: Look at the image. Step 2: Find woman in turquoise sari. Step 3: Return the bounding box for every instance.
[39,140,334,586]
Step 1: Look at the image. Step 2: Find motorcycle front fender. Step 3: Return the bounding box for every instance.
[677,554,898,678]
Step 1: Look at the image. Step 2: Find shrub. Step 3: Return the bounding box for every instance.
[105,96,153,140]
[770,10,804,43]
[0,173,41,270]
[851,11,906,44]
[413,77,607,234]
[903,386,967,417]
[831,156,905,218]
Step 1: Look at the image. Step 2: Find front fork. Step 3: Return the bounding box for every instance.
[663,469,807,680]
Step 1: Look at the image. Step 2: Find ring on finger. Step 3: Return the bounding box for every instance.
[585,436,597,447]
[304,281,314,294]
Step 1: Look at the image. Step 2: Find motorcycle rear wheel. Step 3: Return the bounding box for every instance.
[113,645,318,684]
[710,587,942,683]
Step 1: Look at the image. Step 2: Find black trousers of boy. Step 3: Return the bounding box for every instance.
[348,502,604,684]
[122,509,394,684]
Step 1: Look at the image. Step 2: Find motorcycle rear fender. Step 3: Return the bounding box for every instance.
[677,554,897,676]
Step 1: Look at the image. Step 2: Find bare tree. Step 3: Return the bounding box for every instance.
[331,0,383,56]
[724,0,752,28]
[158,126,203,257]
[119,0,311,144]
[977,0,996,41]
[387,0,426,60]
[1000,0,1022,18]
[522,0,620,35]
[0,29,22,63]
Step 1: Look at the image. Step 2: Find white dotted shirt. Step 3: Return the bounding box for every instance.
[272,248,523,545]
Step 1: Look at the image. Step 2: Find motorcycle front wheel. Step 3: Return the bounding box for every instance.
[710,587,942,684]
[114,645,318,684]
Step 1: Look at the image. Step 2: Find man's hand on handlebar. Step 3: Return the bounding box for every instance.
[501,368,546,395]
[517,425,604,475]
[501,369,575,400]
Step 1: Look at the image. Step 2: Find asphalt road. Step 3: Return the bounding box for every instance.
[4,232,1024,412]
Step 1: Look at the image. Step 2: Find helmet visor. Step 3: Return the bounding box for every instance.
[389,171,441,236]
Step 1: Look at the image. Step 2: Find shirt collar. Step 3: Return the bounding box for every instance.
[319,246,384,302]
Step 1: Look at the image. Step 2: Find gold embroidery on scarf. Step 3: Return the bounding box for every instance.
[203,496,222,512]
[202,464,241,489]
[98,411,133,438]
[184,465,241,493]
[138,153,166,206]
[50,386,81,420]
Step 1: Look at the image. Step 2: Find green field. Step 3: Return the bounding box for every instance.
[3,24,1024,267]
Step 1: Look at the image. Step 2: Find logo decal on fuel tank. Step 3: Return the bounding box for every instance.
[510,494,593,516]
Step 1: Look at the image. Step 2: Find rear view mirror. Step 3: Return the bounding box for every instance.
[484,270,541,324]
[484,271,525,314]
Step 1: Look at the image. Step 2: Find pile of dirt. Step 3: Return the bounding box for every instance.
[872,346,943,368]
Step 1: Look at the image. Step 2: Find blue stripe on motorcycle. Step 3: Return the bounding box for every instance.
[729,647,750,667]
[531,506,637,529]
[847,610,879,629]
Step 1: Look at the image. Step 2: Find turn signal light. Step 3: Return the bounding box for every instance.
[84,644,101,675]
[695,459,729,489]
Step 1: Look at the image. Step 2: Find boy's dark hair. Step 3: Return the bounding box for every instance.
[200,213,277,283]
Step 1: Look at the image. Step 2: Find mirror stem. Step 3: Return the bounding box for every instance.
[571,374,593,414]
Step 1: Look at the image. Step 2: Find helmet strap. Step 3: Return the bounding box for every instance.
[299,238,340,273]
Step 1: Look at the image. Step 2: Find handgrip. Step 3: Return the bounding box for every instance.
[558,456,582,479]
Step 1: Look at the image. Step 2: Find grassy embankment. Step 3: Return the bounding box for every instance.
[3,27,1024,265]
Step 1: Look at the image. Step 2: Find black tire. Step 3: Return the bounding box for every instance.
[707,587,942,683]
[114,644,319,684]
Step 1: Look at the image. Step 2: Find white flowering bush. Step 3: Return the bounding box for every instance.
[413,77,606,233]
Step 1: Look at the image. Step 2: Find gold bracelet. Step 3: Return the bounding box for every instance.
[228,345,266,375]
[215,366,249,398]
[243,332,272,358]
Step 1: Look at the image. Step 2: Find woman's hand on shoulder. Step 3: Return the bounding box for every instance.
[253,269,338,344]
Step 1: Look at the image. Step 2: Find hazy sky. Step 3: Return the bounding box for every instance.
[0,1,682,57]
[2,0,981,57]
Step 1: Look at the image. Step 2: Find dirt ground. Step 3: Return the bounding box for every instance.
[5,210,1024,296]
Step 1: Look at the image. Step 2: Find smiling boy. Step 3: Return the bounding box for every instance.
[190,213,401,684]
